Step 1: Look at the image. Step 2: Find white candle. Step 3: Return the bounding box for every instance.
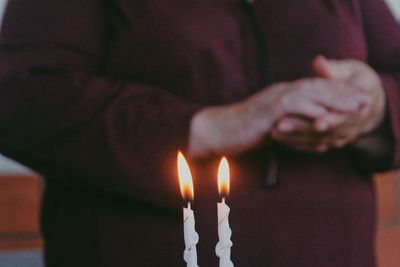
[183,202,199,267]
[177,151,199,267]
[215,157,234,267]
[216,198,233,267]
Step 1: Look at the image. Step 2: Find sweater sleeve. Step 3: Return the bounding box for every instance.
[0,0,201,209]
[351,0,400,171]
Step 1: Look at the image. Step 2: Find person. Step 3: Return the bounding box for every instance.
[0,0,399,266]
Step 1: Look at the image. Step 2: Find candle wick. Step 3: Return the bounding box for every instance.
[222,197,226,204]
[187,202,191,209]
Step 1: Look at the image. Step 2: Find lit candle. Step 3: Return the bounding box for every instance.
[215,157,234,267]
[177,151,199,267]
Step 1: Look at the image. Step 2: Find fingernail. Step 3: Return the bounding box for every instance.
[279,122,293,132]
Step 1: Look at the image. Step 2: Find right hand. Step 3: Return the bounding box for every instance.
[188,78,370,158]
[271,56,386,153]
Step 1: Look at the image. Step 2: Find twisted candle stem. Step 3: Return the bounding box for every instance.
[216,199,234,267]
[183,203,199,267]
[183,231,199,265]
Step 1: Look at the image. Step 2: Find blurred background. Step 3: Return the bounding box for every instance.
[0,0,399,266]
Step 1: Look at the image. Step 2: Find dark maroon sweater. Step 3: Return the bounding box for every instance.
[1,0,400,266]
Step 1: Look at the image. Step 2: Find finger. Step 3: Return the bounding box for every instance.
[347,72,376,93]
[282,95,329,119]
[327,132,358,148]
[312,55,352,81]
[274,122,357,151]
[273,125,335,153]
[313,57,376,93]
[312,55,333,79]
[302,79,371,112]
[272,127,326,143]
[314,113,348,132]
[277,117,313,133]
[322,82,371,109]
[276,137,330,153]
[331,138,349,148]
[320,126,359,148]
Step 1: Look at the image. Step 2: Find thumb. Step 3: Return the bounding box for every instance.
[312,55,350,80]
[312,55,333,79]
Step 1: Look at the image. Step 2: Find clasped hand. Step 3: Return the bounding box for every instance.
[189,56,386,157]
[271,56,386,153]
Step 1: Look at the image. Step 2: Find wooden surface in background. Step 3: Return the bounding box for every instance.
[374,171,400,267]
[377,225,400,267]
[0,174,43,250]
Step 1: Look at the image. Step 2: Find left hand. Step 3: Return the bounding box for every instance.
[271,56,386,153]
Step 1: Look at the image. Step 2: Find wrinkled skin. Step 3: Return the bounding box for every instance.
[188,56,383,157]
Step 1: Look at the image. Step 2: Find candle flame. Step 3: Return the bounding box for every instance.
[177,151,194,202]
[218,157,230,198]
